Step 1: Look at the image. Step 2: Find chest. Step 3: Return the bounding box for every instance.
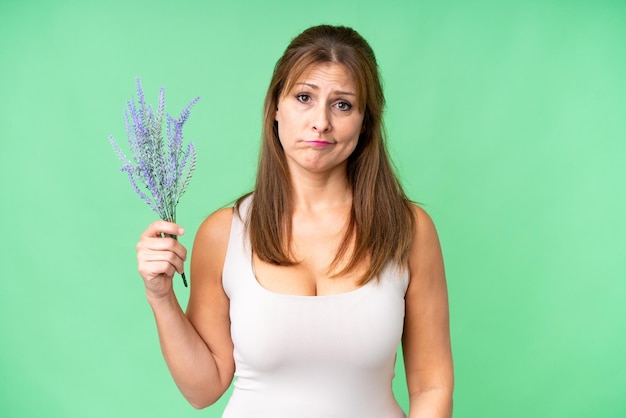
[253,212,366,296]
[229,277,407,373]
[253,254,366,296]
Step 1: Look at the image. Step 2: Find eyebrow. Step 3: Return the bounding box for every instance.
[295,82,356,96]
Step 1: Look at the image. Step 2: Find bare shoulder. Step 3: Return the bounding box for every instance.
[407,203,445,285]
[410,203,441,250]
[189,207,234,289]
[195,207,234,247]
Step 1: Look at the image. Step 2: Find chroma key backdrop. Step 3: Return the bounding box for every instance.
[1,1,624,417]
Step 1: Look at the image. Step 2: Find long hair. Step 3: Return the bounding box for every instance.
[236,24,415,284]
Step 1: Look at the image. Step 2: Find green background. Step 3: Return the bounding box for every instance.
[1,0,624,416]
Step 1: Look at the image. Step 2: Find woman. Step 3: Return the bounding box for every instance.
[137,25,453,417]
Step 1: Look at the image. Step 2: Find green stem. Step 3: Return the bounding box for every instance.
[168,233,188,288]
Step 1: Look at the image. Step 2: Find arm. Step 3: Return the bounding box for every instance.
[403,205,454,418]
[136,208,235,409]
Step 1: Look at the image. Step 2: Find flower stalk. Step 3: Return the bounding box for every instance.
[110,78,199,288]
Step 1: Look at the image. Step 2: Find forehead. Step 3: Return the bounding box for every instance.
[298,63,354,84]
[284,62,358,94]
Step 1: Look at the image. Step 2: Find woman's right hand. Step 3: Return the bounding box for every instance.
[136,220,188,300]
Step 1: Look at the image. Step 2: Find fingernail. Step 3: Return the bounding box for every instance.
[179,228,185,235]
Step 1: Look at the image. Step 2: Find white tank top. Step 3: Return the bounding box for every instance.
[221,197,409,418]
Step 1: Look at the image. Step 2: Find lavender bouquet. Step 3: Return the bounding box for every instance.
[109,78,199,287]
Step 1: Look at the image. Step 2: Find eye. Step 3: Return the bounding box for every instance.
[296,94,311,103]
[335,100,352,111]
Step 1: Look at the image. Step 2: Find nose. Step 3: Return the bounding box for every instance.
[311,104,331,133]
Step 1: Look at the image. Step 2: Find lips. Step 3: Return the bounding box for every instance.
[305,140,332,147]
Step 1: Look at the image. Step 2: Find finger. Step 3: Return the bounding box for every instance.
[138,251,186,276]
[138,260,179,280]
[141,220,185,239]
[137,237,188,261]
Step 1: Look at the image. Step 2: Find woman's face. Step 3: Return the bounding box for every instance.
[275,63,364,177]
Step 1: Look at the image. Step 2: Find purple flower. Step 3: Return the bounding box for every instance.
[109,77,199,223]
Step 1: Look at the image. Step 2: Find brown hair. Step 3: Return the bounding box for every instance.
[236,24,415,284]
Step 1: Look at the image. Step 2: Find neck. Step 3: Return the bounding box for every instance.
[288,164,352,213]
